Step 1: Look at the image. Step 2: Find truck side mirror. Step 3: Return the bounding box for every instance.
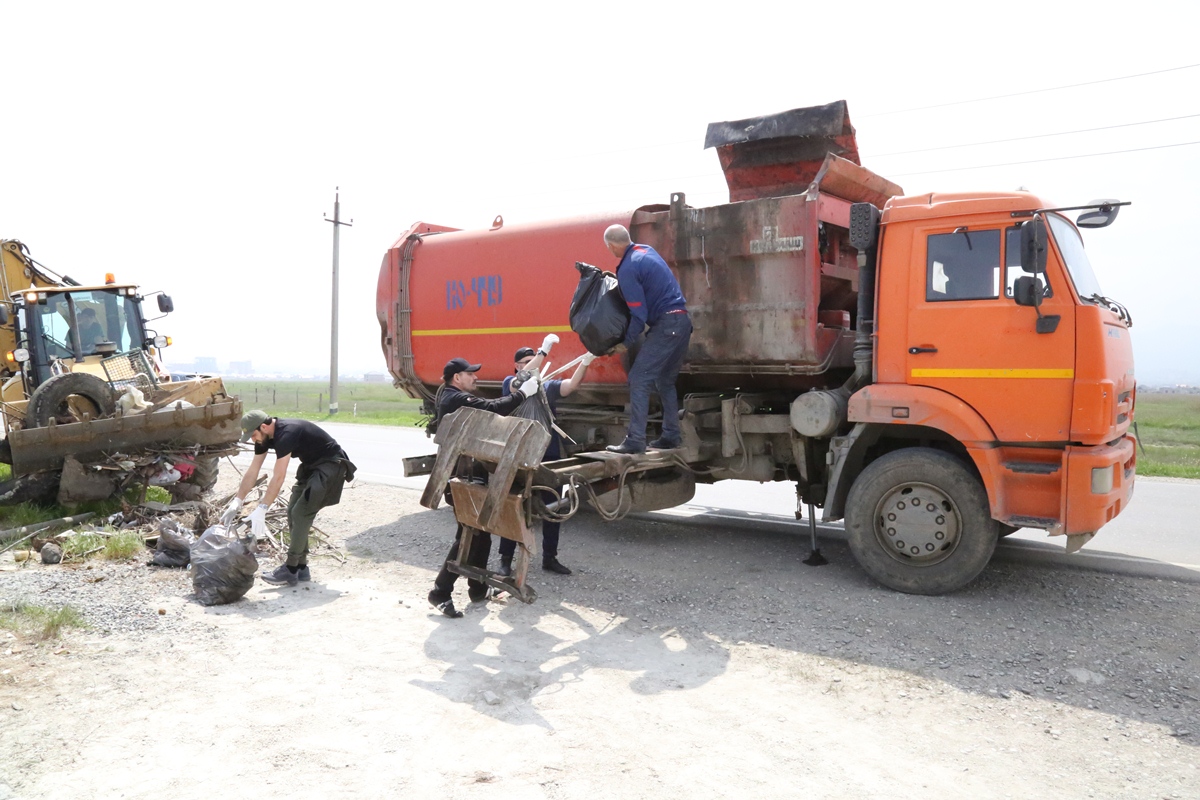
[1013,275,1060,334]
[1019,218,1048,273]
[1013,276,1043,307]
[157,294,174,313]
[1076,199,1121,229]
[0,305,8,325]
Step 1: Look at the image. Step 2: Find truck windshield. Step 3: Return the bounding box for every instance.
[1047,213,1103,300]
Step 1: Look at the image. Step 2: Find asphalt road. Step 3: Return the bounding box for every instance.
[230,420,1200,582]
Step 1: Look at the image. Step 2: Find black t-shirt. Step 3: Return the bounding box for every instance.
[254,419,341,465]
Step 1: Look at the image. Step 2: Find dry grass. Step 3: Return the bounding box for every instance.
[0,600,87,639]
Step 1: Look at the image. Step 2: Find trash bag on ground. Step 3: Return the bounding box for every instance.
[152,518,195,567]
[569,261,629,355]
[190,525,258,606]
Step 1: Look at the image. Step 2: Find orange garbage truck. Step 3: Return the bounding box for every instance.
[377,100,1136,596]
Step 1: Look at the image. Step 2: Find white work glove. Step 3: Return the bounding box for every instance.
[581,352,596,366]
[219,497,241,526]
[539,333,559,354]
[518,378,539,398]
[248,504,268,539]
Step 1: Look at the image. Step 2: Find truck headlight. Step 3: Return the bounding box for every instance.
[1091,466,1115,494]
[153,335,171,348]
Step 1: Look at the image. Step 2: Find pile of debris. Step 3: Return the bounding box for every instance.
[0,470,346,570]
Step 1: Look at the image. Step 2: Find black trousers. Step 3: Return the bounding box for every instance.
[431,523,491,601]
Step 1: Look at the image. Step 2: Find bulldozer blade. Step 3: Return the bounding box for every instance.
[9,397,242,475]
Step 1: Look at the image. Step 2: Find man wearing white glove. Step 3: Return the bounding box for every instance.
[233,410,355,587]
[496,344,595,577]
[427,356,532,618]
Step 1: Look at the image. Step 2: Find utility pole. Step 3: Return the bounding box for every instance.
[324,188,353,415]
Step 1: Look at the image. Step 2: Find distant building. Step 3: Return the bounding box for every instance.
[229,360,252,375]
[364,372,387,382]
[194,357,218,373]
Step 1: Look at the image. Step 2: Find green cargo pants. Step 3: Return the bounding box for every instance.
[285,458,347,568]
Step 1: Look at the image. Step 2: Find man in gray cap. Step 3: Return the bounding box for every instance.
[222,411,355,586]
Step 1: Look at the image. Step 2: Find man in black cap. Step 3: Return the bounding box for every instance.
[222,410,355,586]
[496,343,594,576]
[427,348,545,617]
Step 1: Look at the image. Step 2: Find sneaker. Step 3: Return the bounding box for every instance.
[427,591,463,618]
[605,439,645,455]
[497,558,513,578]
[543,558,572,575]
[261,564,299,586]
[297,565,311,582]
[468,585,489,603]
[648,437,681,450]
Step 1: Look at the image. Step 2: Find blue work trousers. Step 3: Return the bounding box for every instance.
[625,312,692,446]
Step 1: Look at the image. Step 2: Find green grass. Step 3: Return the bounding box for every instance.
[0,600,87,639]
[225,380,425,428]
[1134,392,1200,479]
[101,530,145,559]
[61,531,105,559]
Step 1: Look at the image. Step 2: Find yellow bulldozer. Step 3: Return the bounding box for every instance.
[0,239,241,505]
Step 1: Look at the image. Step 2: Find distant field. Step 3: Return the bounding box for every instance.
[225,380,425,428]
[1134,392,1200,479]
[223,383,1198,480]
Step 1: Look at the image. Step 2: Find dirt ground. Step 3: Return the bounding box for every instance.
[1,469,1198,799]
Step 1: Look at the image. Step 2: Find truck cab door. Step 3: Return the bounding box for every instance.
[905,225,1076,442]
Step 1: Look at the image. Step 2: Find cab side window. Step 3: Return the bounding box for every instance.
[925,229,1001,301]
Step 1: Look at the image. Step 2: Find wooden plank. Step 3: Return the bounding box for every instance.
[449,480,533,547]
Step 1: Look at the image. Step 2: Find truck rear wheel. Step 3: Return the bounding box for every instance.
[25,373,116,428]
[845,448,998,595]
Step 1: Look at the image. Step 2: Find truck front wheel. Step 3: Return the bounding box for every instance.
[845,448,997,595]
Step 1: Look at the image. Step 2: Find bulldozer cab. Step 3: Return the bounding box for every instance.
[9,284,160,394]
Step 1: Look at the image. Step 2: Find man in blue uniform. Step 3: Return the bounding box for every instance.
[497,345,595,576]
[603,224,691,455]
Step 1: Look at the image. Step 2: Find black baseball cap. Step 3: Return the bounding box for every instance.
[513,347,537,362]
[443,357,481,382]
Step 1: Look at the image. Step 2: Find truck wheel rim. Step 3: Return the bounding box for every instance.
[872,481,960,566]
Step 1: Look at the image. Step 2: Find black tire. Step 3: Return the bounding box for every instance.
[25,373,116,429]
[845,448,998,595]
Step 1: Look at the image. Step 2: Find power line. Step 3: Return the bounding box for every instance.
[862,63,1200,118]
[538,66,1200,168]
[866,113,1200,158]
[889,140,1200,178]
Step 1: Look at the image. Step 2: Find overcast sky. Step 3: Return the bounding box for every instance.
[4,1,1197,383]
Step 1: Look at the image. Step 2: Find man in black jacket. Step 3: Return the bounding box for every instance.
[427,352,543,617]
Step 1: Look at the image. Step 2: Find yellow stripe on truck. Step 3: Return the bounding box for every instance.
[911,368,1075,379]
[412,325,574,337]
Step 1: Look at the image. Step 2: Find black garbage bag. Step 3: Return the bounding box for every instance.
[510,369,556,436]
[569,261,629,355]
[190,526,258,606]
[152,518,195,568]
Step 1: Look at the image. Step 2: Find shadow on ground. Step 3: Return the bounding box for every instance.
[346,500,1198,742]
